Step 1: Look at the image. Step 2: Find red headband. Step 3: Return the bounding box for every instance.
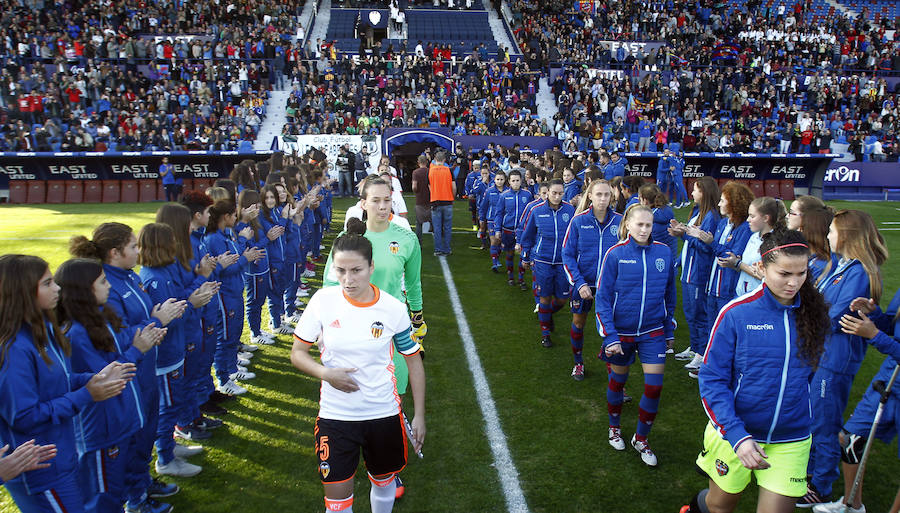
[761,243,808,259]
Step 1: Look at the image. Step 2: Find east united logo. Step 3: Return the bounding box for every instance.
[389,241,400,255]
[371,321,385,338]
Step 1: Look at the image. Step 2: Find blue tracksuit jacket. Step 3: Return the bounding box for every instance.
[0,322,93,494]
[139,263,189,374]
[478,184,507,226]
[706,219,752,299]
[520,201,576,265]
[561,207,622,292]
[700,285,815,449]
[816,257,874,376]
[603,157,628,180]
[68,320,144,453]
[679,209,722,286]
[595,237,677,345]
[493,188,533,232]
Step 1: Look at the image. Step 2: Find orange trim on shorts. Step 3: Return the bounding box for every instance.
[368,472,396,486]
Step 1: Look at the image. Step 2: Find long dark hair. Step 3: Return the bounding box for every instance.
[238,189,263,240]
[70,222,134,263]
[207,200,236,235]
[0,255,68,367]
[694,176,720,225]
[759,229,828,367]
[260,184,281,224]
[55,258,123,353]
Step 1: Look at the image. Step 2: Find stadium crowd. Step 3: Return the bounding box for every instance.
[0,0,305,152]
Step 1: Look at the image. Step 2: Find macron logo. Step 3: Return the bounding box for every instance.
[746,324,775,330]
[619,259,637,264]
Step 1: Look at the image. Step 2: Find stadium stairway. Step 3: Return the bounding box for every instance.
[485,1,515,53]
[308,0,333,51]
[536,77,557,126]
[254,89,292,151]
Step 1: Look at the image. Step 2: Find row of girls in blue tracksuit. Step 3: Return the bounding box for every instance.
[595,204,676,465]
[0,254,139,513]
[56,258,160,513]
[520,179,576,346]
[258,185,290,334]
[479,171,508,271]
[655,148,688,206]
[493,169,534,286]
[464,164,483,228]
[69,222,189,512]
[518,182,549,308]
[561,179,622,379]
[235,189,275,344]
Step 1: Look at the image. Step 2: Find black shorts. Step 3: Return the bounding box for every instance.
[314,414,407,483]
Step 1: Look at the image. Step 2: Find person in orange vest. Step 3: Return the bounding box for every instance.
[427,151,456,256]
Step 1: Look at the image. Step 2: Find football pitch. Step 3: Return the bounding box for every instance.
[0,198,898,513]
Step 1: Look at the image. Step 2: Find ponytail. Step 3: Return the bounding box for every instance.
[70,222,134,263]
[333,218,373,264]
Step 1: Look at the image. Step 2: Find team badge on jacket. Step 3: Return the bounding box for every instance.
[655,258,665,272]
[107,445,120,459]
[371,321,385,338]
[389,241,400,255]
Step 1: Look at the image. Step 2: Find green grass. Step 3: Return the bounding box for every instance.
[0,199,898,512]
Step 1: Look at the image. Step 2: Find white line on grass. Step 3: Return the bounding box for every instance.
[437,256,530,513]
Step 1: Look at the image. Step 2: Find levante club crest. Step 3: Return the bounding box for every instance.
[371,321,385,338]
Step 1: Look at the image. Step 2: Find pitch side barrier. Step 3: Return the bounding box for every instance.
[619,151,838,199]
[0,150,273,204]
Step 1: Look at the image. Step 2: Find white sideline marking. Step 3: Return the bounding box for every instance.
[437,256,530,513]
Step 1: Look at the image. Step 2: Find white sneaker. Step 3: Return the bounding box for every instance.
[155,456,202,477]
[235,364,248,373]
[240,343,259,352]
[250,334,275,345]
[665,347,674,354]
[259,330,276,339]
[294,298,306,307]
[673,348,696,361]
[218,379,247,396]
[272,324,293,335]
[297,287,310,297]
[302,269,316,278]
[236,357,251,367]
[688,370,699,379]
[608,427,625,451]
[813,498,865,513]
[533,304,539,314]
[174,444,204,458]
[283,313,302,325]
[631,435,658,466]
[238,351,255,360]
[230,370,256,381]
[684,353,703,370]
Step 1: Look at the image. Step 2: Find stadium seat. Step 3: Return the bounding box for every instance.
[120,180,139,202]
[9,181,27,204]
[192,178,213,193]
[181,179,194,192]
[46,180,66,204]
[83,181,102,203]
[64,181,83,203]
[139,179,158,202]
[748,180,764,197]
[102,180,121,203]
[25,181,46,204]
[764,180,781,198]
[779,180,795,201]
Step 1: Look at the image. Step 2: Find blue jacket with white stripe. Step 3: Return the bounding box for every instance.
[595,237,676,345]
[478,184,507,224]
[520,200,576,265]
[493,188,534,232]
[699,285,814,449]
[0,322,93,494]
[816,257,874,376]
[139,263,188,374]
[679,208,721,287]
[68,319,144,452]
[561,207,622,293]
[706,219,752,299]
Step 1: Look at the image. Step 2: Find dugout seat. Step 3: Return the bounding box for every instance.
[46,180,66,204]
[139,179,158,203]
[26,180,46,204]
[84,181,102,202]
[64,181,83,203]
[192,179,212,193]
[748,180,764,198]
[9,181,27,204]
[102,180,121,203]
[779,180,795,201]
[764,180,781,198]
[120,180,139,203]
[181,179,194,193]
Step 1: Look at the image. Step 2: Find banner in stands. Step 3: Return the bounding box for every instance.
[598,40,667,57]
[278,135,382,179]
[822,161,900,188]
[0,151,272,188]
[620,152,836,190]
